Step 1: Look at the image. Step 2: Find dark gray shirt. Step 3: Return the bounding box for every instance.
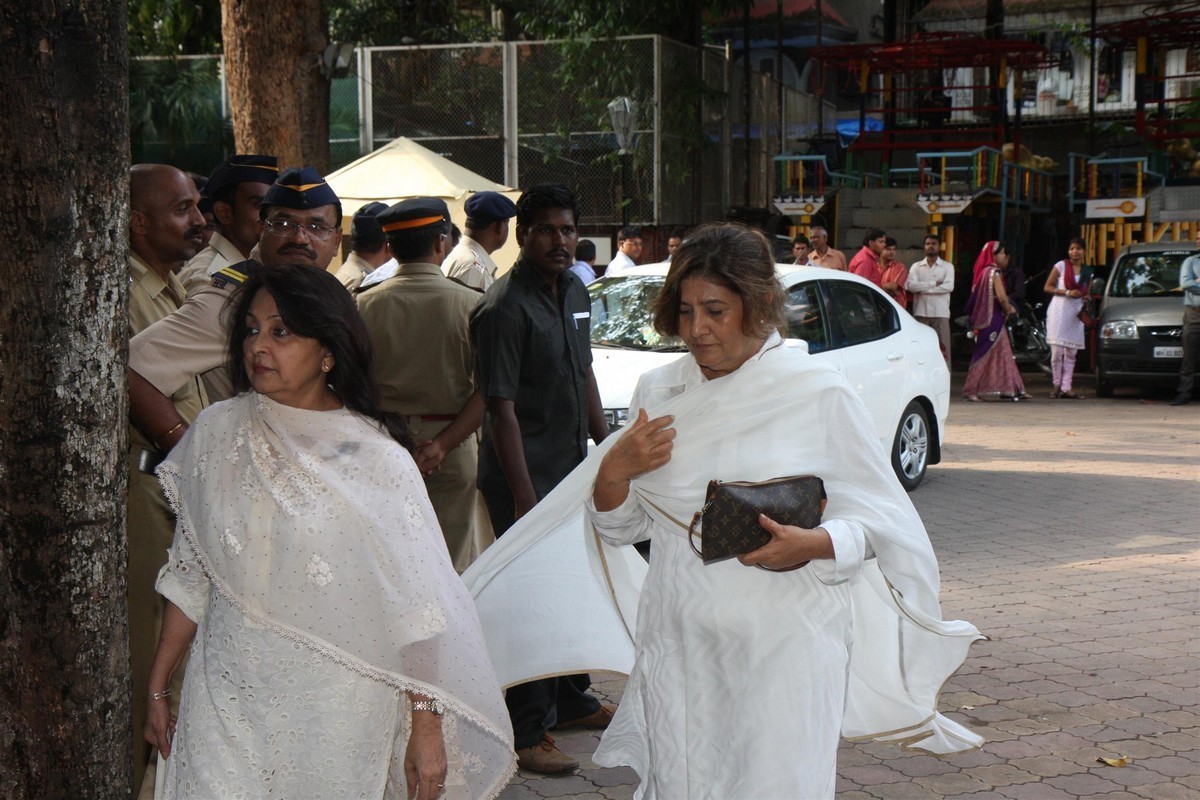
[471,258,592,499]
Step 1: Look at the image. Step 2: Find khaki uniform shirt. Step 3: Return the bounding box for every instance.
[442,236,498,291]
[357,263,489,570]
[129,263,252,404]
[127,254,207,436]
[178,232,245,298]
[807,247,847,271]
[333,251,375,293]
[357,262,479,415]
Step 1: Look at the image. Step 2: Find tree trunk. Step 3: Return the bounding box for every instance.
[221,0,329,170]
[299,0,331,173]
[0,2,132,798]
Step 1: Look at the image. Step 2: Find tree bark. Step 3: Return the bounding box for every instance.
[0,2,132,797]
[221,0,329,170]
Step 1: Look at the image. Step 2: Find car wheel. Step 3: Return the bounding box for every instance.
[1095,366,1114,398]
[891,400,930,491]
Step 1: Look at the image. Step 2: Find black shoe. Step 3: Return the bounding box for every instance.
[1169,395,1191,406]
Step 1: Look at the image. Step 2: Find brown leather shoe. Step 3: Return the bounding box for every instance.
[554,703,616,731]
[515,734,579,775]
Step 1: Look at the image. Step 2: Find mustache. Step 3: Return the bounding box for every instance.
[278,243,318,259]
[185,226,203,239]
[547,248,570,258]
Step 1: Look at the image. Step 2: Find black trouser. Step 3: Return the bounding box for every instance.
[481,484,601,750]
[1178,306,1200,397]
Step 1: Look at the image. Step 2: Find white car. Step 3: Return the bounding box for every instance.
[587,263,950,490]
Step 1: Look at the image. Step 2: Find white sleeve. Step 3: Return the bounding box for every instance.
[586,490,654,546]
[808,517,868,584]
[155,534,210,624]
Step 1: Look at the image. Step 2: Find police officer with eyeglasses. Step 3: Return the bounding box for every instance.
[127,166,344,456]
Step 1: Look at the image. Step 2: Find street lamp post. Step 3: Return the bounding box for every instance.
[608,96,637,227]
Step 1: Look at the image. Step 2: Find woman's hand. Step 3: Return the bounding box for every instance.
[594,410,675,511]
[144,696,176,759]
[739,514,834,571]
[405,713,447,800]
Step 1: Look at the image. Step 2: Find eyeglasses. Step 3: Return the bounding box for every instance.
[263,218,338,241]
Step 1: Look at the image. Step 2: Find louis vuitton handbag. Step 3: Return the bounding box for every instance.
[687,475,826,566]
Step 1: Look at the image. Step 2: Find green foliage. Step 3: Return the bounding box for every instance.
[130,57,228,169]
[128,0,222,56]
[328,0,498,45]
[510,0,739,43]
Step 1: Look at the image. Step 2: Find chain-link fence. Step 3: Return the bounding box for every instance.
[132,36,830,226]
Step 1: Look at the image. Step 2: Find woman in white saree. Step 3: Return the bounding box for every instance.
[585,224,983,799]
[144,265,515,799]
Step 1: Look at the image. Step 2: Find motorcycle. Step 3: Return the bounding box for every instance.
[1005,301,1052,375]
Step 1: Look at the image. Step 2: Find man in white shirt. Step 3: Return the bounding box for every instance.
[569,239,598,284]
[605,226,642,276]
[177,155,277,296]
[906,234,955,365]
[442,191,517,290]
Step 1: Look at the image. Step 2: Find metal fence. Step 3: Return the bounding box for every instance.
[132,36,833,226]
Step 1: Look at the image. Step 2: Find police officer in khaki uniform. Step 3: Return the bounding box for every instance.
[128,166,343,453]
[178,155,278,297]
[333,201,393,293]
[442,191,517,290]
[357,198,493,571]
[126,164,210,793]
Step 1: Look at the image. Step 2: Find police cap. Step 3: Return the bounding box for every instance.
[464,191,517,226]
[205,155,279,202]
[378,197,450,234]
[350,201,389,240]
[263,166,340,212]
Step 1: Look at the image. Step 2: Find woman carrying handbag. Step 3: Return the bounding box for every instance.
[1044,237,1093,399]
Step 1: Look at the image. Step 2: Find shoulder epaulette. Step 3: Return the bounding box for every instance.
[210,260,260,290]
[447,275,484,293]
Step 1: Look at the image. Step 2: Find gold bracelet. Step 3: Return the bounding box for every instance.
[148,688,171,702]
[153,422,184,449]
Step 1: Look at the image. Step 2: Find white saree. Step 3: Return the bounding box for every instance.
[156,393,515,799]
[462,335,983,799]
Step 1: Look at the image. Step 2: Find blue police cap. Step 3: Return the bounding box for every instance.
[350,201,389,240]
[204,155,279,202]
[464,191,517,225]
[378,197,450,234]
[263,166,340,212]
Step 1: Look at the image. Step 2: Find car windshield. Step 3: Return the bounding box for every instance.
[589,274,686,351]
[1108,250,1194,297]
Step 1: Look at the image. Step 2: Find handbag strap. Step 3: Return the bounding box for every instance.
[687,509,705,558]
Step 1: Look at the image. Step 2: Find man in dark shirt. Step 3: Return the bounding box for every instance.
[470,183,612,775]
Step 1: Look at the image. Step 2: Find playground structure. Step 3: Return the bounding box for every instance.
[771,13,1198,271]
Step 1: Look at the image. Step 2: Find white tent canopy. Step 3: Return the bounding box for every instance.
[327,137,523,272]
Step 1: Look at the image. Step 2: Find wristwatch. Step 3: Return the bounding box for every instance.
[411,699,445,716]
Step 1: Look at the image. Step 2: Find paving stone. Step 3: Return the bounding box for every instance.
[962,763,1040,787]
[1129,782,1200,799]
[1045,773,1127,795]
[913,772,992,794]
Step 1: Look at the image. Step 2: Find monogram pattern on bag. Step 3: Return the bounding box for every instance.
[691,476,825,564]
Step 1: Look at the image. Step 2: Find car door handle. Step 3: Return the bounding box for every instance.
[886,353,904,361]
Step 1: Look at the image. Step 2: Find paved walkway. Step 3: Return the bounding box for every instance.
[499,371,1200,800]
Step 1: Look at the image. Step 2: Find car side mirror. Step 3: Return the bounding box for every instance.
[1089,277,1106,297]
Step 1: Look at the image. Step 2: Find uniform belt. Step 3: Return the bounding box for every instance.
[413,414,457,422]
[137,448,166,475]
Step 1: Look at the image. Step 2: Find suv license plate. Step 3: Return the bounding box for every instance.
[1154,346,1183,358]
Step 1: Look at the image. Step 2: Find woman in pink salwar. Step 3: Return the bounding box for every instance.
[962,241,1031,401]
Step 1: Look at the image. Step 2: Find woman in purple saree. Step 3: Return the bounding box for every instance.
[962,241,1030,401]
